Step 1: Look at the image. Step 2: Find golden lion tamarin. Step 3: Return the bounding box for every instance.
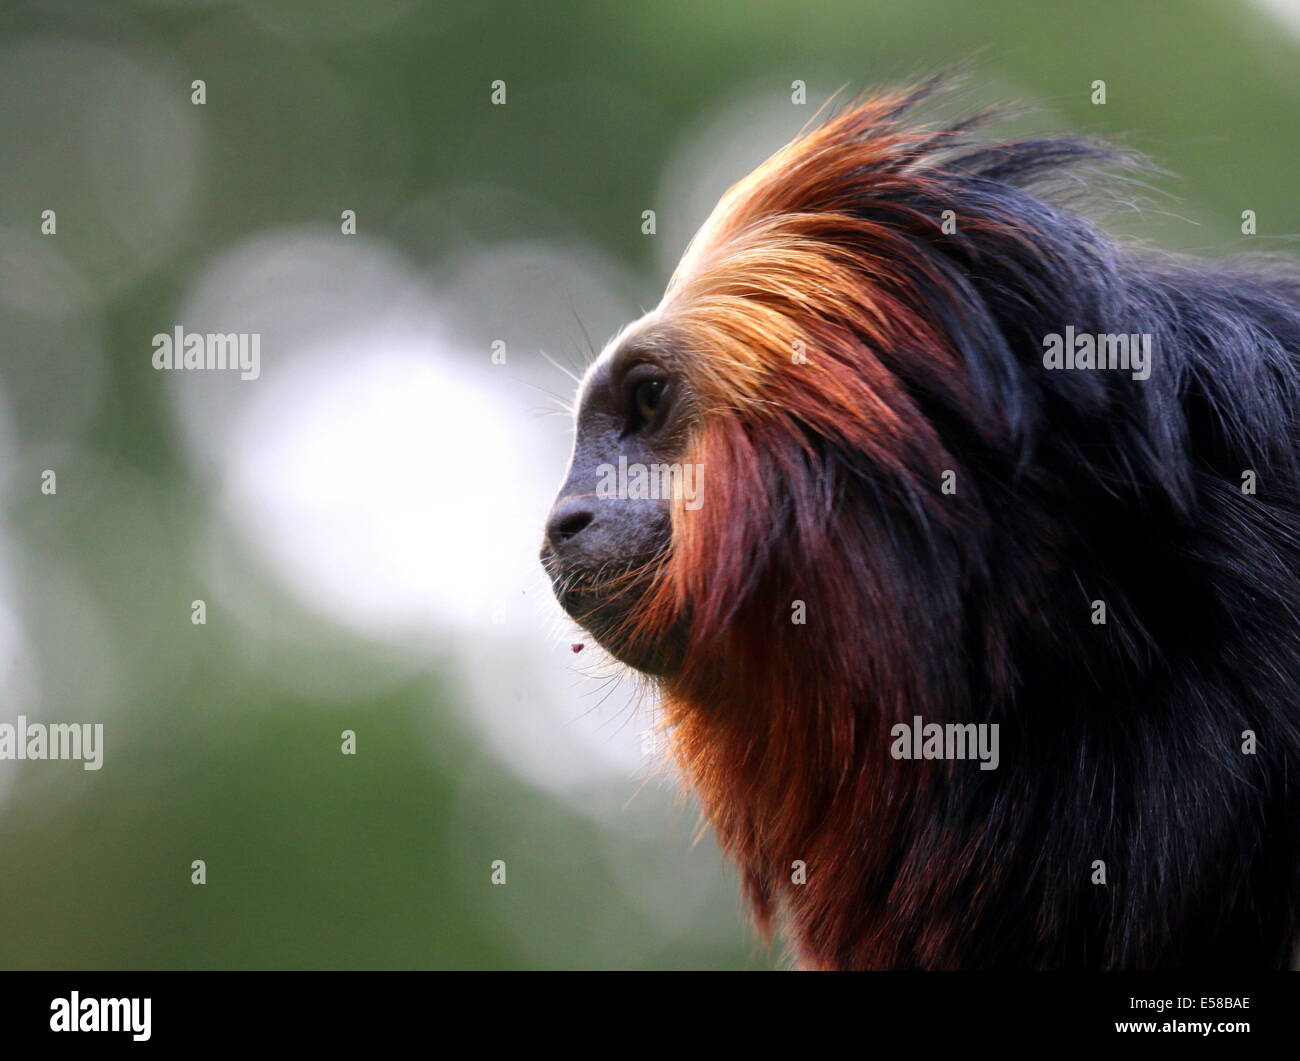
[541,81,1300,969]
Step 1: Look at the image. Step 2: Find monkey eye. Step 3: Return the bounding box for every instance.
[627,374,670,432]
[634,379,666,421]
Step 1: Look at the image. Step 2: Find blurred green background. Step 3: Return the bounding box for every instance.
[0,0,1296,969]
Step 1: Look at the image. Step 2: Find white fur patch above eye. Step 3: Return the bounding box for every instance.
[575,310,665,413]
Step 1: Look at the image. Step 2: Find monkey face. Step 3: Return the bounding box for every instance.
[540,323,691,675]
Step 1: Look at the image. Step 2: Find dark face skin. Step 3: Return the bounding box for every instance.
[540,329,690,675]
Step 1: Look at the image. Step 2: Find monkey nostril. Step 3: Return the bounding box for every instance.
[547,504,594,548]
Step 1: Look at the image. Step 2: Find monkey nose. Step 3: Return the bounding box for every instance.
[545,497,595,549]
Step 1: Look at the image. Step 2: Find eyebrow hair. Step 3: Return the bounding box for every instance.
[607,326,681,378]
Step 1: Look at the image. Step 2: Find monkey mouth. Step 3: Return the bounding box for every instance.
[541,552,646,638]
[540,551,682,675]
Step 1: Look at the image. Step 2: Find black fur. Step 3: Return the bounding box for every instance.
[859,117,1300,967]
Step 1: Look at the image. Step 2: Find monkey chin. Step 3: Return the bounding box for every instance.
[591,627,681,678]
[549,576,684,678]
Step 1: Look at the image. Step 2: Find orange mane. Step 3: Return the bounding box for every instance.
[631,88,1029,967]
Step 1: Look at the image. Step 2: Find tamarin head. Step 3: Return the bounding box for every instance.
[542,80,1043,690]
